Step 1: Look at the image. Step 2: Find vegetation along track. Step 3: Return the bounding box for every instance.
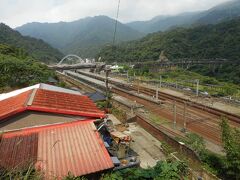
[67,70,240,144]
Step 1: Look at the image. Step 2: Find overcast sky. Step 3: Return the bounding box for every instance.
[0,0,231,28]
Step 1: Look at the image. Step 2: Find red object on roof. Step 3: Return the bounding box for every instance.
[0,89,105,121]
[0,120,114,178]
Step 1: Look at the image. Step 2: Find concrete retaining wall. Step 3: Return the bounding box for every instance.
[135,114,201,165]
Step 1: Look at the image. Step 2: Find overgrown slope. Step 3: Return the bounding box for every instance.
[0,23,63,64]
[0,44,55,92]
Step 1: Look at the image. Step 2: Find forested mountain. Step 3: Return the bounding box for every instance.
[0,44,55,92]
[127,12,201,33]
[0,23,63,64]
[196,0,240,25]
[98,18,240,84]
[127,0,240,33]
[16,16,144,58]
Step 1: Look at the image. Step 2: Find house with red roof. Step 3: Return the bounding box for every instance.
[0,84,105,132]
[0,84,114,178]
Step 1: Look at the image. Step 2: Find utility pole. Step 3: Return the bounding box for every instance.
[196,79,199,96]
[156,84,159,100]
[183,102,187,131]
[173,101,177,130]
[105,69,110,108]
[160,75,162,89]
[137,77,140,94]
[127,70,129,83]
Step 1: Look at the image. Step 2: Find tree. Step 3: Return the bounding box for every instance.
[0,44,55,92]
[220,118,240,180]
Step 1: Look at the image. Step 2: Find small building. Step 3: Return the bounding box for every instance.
[0,84,114,178]
[0,84,105,132]
[110,65,124,72]
[85,91,106,102]
[47,77,58,85]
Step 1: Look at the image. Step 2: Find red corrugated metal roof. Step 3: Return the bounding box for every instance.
[0,120,114,178]
[0,90,32,121]
[0,88,105,121]
[0,132,38,170]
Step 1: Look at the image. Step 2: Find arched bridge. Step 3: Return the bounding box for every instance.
[57,54,84,65]
[48,54,105,71]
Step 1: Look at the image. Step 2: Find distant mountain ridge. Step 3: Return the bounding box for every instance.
[15,1,240,57]
[0,23,63,63]
[196,0,240,25]
[98,18,240,84]
[127,0,240,33]
[99,18,240,62]
[16,16,144,58]
[127,12,201,33]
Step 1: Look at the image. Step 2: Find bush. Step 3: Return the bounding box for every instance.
[102,160,189,180]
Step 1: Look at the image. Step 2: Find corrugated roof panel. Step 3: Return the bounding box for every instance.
[0,121,114,178]
[0,132,38,170]
[0,90,32,121]
[36,121,113,178]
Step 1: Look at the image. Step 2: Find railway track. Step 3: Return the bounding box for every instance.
[112,87,222,144]
[63,70,240,144]
[76,70,240,124]
[136,86,240,124]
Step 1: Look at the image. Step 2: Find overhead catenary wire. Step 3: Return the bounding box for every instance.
[111,0,121,63]
[112,0,121,46]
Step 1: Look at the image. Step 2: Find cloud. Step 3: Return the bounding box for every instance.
[0,0,230,28]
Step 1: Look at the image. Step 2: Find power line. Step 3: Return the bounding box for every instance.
[112,0,121,46]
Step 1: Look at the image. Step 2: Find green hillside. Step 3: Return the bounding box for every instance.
[16,16,144,58]
[0,44,55,92]
[98,18,240,84]
[0,23,63,64]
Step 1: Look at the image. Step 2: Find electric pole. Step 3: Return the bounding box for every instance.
[137,77,140,94]
[160,75,162,89]
[105,69,110,108]
[196,79,199,96]
[183,102,187,131]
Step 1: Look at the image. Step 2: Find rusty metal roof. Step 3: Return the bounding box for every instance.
[0,132,38,170]
[0,88,105,122]
[0,120,114,178]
